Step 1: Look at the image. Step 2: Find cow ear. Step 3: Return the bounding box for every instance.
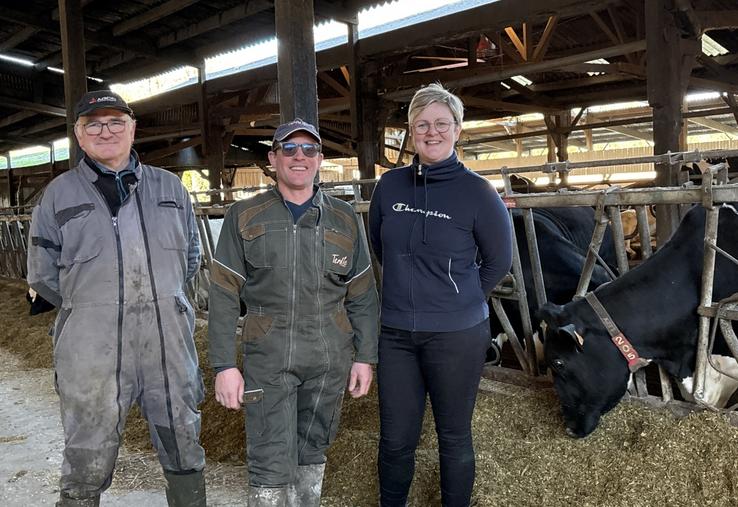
[536,303,565,327]
[560,323,584,352]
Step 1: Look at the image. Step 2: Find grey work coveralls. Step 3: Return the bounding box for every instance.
[208,187,378,486]
[27,159,205,499]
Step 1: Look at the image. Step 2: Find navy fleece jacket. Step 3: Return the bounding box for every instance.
[369,153,512,332]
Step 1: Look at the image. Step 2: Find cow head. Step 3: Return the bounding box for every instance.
[537,302,630,438]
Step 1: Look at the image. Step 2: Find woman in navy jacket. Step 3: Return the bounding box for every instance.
[369,83,512,507]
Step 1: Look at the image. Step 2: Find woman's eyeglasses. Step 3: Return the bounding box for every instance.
[81,119,130,136]
[412,119,456,135]
[273,142,322,158]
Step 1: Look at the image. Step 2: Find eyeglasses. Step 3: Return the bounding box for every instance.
[412,119,457,135]
[273,141,322,158]
[81,119,130,136]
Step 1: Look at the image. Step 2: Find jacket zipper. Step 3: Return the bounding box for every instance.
[447,258,459,293]
[111,214,126,438]
[287,224,298,372]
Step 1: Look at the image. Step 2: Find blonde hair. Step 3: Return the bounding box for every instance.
[407,83,464,127]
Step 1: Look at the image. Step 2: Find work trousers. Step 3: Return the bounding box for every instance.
[242,311,354,486]
[377,319,490,507]
[55,298,205,500]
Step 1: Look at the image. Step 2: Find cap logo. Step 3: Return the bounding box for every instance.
[89,96,118,104]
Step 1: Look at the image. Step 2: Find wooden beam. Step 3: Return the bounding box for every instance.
[697,53,738,85]
[690,76,738,95]
[560,62,646,77]
[589,10,620,46]
[211,103,280,118]
[113,0,200,37]
[358,0,619,57]
[321,138,354,156]
[50,0,94,21]
[497,34,525,64]
[339,65,351,87]
[141,136,202,162]
[313,2,358,25]
[0,111,36,129]
[0,26,38,51]
[157,0,273,49]
[318,71,350,97]
[459,95,559,115]
[688,117,738,138]
[696,10,738,31]
[383,40,647,100]
[0,6,162,63]
[226,127,276,136]
[604,125,652,142]
[0,96,66,117]
[9,117,66,136]
[504,26,528,61]
[531,16,558,62]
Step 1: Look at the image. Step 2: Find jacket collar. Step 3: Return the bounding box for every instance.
[271,184,324,207]
[79,149,142,183]
[411,152,465,183]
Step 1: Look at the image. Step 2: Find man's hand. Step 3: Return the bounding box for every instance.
[347,362,373,398]
[214,367,244,410]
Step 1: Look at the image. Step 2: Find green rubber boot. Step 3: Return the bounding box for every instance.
[164,469,207,507]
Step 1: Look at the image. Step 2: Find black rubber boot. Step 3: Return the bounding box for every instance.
[55,493,100,507]
[164,469,207,507]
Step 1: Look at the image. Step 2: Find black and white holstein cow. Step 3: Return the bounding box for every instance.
[538,203,738,438]
[488,206,618,361]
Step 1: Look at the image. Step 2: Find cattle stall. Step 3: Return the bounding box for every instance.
[454,149,738,422]
[0,206,32,280]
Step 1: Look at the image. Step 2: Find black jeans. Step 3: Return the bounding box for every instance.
[377,319,490,507]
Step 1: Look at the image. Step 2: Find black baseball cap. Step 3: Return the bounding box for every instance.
[272,118,321,146]
[74,90,134,119]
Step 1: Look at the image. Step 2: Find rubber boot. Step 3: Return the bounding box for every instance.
[55,493,100,507]
[164,469,207,507]
[286,463,326,507]
[248,486,288,507]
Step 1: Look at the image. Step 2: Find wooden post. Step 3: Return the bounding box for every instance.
[646,0,699,245]
[545,111,571,186]
[205,122,224,205]
[274,0,318,126]
[58,0,87,167]
[7,169,17,207]
[347,23,360,143]
[356,68,380,198]
[196,64,222,204]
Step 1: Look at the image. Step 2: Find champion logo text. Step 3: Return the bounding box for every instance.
[392,202,452,220]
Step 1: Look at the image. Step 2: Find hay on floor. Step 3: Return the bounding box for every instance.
[3,277,738,506]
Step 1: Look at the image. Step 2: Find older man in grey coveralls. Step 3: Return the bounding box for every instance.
[27,90,206,506]
[208,119,379,506]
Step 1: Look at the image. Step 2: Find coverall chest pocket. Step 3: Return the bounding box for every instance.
[156,196,187,251]
[240,223,288,268]
[324,228,353,277]
[57,203,102,268]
